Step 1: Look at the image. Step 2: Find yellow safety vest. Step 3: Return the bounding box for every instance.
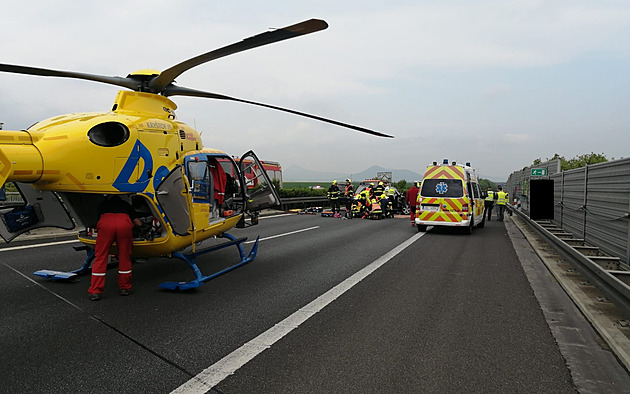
[496,191,508,205]
[485,191,494,202]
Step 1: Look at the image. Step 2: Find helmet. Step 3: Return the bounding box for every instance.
[379,181,384,186]
[370,182,375,186]
[346,178,351,183]
[333,180,338,185]
[414,181,420,187]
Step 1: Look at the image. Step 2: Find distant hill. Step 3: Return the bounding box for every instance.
[284,165,423,183]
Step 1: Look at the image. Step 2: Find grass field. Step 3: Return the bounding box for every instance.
[283,181,333,189]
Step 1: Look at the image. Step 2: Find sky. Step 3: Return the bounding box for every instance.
[1,0,628,181]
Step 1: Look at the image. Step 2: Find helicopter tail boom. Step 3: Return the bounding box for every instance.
[0,131,44,188]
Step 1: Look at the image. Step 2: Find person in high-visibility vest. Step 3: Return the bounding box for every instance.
[495,186,509,221]
[484,187,495,221]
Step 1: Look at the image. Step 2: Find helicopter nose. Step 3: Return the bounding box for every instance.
[0,130,44,187]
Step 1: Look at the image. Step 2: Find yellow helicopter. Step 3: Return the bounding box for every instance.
[0,19,392,290]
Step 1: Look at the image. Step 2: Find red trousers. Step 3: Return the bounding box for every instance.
[88,213,133,294]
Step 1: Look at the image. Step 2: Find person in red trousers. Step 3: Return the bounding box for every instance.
[405,181,420,226]
[88,195,142,301]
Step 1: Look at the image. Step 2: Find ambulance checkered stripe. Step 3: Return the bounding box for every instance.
[417,197,468,223]
[422,165,465,180]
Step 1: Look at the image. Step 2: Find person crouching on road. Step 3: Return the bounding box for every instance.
[88,195,142,301]
[484,187,495,221]
[405,181,420,226]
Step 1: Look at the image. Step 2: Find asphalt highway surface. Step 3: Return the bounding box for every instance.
[1,213,629,393]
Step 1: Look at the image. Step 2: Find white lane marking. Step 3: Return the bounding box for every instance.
[243,226,319,244]
[0,239,79,252]
[171,231,426,393]
[259,213,294,219]
[3,262,84,311]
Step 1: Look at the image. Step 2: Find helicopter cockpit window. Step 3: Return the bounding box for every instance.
[87,122,130,147]
[187,161,211,202]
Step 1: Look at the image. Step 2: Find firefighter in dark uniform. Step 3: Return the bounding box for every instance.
[343,179,354,218]
[88,195,142,301]
[374,181,385,196]
[327,180,341,214]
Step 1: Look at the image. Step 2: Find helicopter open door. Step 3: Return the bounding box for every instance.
[239,151,281,212]
[155,166,191,236]
[0,182,75,242]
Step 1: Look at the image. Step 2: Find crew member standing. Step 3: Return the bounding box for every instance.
[496,186,509,222]
[327,180,341,214]
[88,195,142,301]
[374,181,385,196]
[343,179,354,218]
[484,187,495,221]
[405,181,420,226]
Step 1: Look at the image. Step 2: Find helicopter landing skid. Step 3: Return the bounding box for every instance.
[159,233,260,291]
[33,246,95,280]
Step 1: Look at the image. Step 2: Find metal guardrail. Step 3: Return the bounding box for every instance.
[0,192,23,208]
[279,197,330,211]
[511,206,630,317]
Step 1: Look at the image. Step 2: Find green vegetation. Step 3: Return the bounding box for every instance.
[3,182,18,192]
[479,178,498,191]
[533,152,610,171]
[276,181,327,197]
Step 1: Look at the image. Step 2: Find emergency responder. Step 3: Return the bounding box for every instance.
[327,180,341,214]
[405,181,420,226]
[387,185,396,206]
[88,195,142,301]
[356,189,368,218]
[374,181,385,196]
[484,187,495,221]
[366,182,375,197]
[343,179,354,218]
[496,186,509,221]
[377,191,388,217]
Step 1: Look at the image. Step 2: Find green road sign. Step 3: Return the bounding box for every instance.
[531,168,547,176]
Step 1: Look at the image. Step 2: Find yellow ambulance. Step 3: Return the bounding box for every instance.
[415,159,485,234]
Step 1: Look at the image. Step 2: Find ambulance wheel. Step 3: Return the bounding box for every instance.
[417,224,427,232]
[477,216,485,228]
[465,219,474,234]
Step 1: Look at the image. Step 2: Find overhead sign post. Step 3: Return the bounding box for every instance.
[531,168,547,177]
[376,172,392,183]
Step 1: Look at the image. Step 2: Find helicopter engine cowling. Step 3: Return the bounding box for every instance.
[0,130,44,188]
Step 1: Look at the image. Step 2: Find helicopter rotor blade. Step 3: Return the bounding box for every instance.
[0,63,139,90]
[148,19,328,93]
[163,85,393,138]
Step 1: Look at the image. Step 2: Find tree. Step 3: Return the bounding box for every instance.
[479,178,497,191]
[394,179,408,191]
[564,153,608,170]
[532,152,609,171]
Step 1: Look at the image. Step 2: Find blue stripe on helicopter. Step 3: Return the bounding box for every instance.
[113,140,154,192]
